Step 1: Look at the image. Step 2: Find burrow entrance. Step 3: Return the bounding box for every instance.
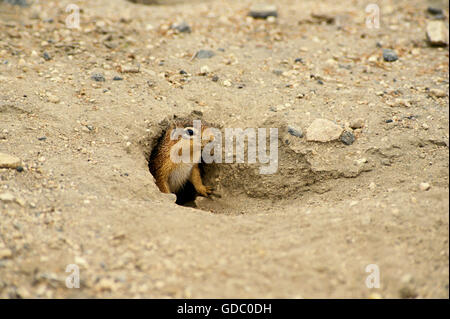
[141,114,347,214]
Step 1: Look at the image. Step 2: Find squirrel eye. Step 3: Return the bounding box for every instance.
[185,128,194,136]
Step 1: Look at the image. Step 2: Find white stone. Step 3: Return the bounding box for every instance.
[306,119,343,142]
[0,192,15,202]
[426,21,449,46]
[0,153,21,168]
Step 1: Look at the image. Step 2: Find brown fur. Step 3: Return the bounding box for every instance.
[149,119,214,198]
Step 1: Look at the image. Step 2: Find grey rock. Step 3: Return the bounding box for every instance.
[194,50,215,59]
[172,22,191,33]
[287,125,303,138]
[43,52,51,61]
[383,49,398,62]
[113,76,123,81]
[91,73,106,82]
[340,131,355,145]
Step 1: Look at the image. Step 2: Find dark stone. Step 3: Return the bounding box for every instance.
[287,126,303,138]
[91,73,106,82]
[212,75,219,82]
[294,57,303,63]
[43,52,51,61]
[37,137,47,141]
[340,131,355,145]
[172,22,191,33]
[113,76,123,81]
[383,49,398,62]
[179,70,187,75]
[16,166,24,172]
[427,7,443,15]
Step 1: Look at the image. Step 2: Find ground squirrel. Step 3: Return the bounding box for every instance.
[149,119,215,200]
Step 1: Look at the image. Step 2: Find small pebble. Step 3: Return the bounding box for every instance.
[194,50,215,59]
[43,52,51,61]
[200,65,210,75]
[429,88,447,98]
[426,21,449,46]
[0,249,12,260]
[223,79,232,87]
[113,76,123,81]
[0,153,21,169]
[172,22,191,33]
[427,7,443,16]
[383,49,398,62]
[91,73,106,82]
[0,192,15,203]
[350,118,365,129]
[248,4,278,19]
[419,182,431,191]
[287,125,303,138]
[340,131,355,145]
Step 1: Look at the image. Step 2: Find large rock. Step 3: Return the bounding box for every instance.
[306,119,343,142]
[426,21,449,46]
[0,153,21,169]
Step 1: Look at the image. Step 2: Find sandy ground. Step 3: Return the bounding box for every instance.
[0,0,448,298]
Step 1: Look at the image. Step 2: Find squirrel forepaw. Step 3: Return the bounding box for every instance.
[197,185,213,198]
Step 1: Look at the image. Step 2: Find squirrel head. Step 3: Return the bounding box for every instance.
[165,120,216,163]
